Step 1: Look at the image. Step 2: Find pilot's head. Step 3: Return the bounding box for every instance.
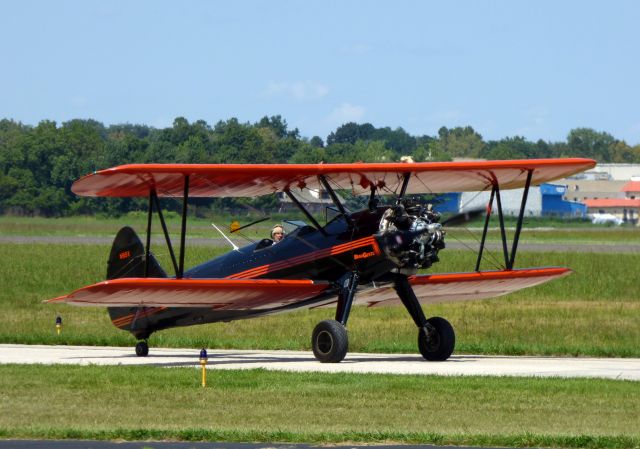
[271,224,285,242]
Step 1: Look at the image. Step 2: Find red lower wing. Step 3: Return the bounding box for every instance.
[47,278,331,309]
[356,267,572,307]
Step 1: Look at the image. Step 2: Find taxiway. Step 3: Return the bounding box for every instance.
[1,344,638,380]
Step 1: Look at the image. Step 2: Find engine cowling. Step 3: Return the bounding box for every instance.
[377,202,445,274]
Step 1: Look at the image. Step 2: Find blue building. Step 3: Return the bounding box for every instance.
[432,192,461,213]
[540,184,586,217]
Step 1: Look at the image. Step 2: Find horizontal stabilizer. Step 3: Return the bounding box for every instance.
[356,267,572,307]
[47,278,331,308]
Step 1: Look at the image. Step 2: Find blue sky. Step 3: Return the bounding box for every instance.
[2,1,639,144]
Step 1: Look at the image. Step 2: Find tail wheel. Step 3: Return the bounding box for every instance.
[418,317,455,361]
[135,340,149,357]
[312,320,348,363]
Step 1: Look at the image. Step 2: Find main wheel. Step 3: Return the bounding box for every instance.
[418,317,455,361]
[135,340,149,357]
[311,320,348,363]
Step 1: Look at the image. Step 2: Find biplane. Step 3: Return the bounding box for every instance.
[48,158,595,362]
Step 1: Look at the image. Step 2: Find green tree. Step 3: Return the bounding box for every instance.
[566,128,615,161]
[309,136,324,148]
[290,143,327,163]
[256,115,299,139]
[609,140,639,163]
[212,119,270,163]
[435,126,484,158]
[327,122,375,145]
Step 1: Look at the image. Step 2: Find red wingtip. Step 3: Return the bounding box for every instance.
[43,294,69,304]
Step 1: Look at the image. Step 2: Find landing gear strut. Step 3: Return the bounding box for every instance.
[394,274,455,361]
[311,271,359,363]
[135,340,149,357]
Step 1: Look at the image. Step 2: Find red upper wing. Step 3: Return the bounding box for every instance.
[47,278,332,308]
[353,267,572,307]
[71,159,595,198]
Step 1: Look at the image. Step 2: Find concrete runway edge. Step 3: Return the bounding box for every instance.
[1,344,638,380]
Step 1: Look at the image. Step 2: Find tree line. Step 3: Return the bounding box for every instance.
[1,115,639,217]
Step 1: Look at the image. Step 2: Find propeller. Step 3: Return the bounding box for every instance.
[440,207,485,227]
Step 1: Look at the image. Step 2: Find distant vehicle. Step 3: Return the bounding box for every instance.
[48,158,595,362]
[589,213,623,225]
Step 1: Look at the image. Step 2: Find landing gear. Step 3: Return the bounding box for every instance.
[312,320,348,363]
[418,317,455,361]
[394,274,455,361]
[310,271,359,363]
[135,340,149,357]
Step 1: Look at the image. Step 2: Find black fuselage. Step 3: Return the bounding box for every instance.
[109,208,398,339]
[186,209,394,283]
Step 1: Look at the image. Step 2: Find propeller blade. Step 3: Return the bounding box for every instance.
[441,207,485,227]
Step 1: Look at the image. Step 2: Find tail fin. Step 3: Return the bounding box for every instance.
[107,226,167,279]
[107,226,166,340]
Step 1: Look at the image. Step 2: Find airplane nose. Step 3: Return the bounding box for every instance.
[378,225,445,271]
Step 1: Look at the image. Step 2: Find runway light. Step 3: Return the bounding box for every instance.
[55,316,62,335]
[199,348,208,388]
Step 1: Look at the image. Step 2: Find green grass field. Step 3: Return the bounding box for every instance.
[1,218,639,447]
[0,365,638,448]
[2,213,640,243]
[1,242,638,357]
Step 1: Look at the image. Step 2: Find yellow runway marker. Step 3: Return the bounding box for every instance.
[199,348,208,387]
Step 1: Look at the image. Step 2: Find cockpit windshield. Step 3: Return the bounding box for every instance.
[282,219,309,234]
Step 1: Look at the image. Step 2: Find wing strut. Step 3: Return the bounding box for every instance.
[475,186,496,272]
[284,188,327,236]
[318,175,348,217]
[368,185,378,212]
[494,183,510,268]
[397,172,411,203]
[144,190,153,277]
[178,175,190,278]
[150,190,179,276]
[475,170,534,271]
[509,170,533,269]
[142,189,181,278]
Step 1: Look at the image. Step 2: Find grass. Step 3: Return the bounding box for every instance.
[1,217,639,448]
[0,364,638,448]
[0,213,306,239]
[448,226,640,245]
[1,243,639,357]
[2,213,640,243]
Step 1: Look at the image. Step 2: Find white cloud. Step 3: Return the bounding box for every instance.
[325,102,366,125]
[262,81,329,100]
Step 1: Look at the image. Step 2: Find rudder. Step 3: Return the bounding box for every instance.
[107,226,166,340]
[107,226,166,279]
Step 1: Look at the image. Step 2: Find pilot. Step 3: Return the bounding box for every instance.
[271,224,285,244]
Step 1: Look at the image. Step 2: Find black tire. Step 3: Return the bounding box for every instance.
[418,317,455,361]
[311,320,348,363]
[135,340,149,357]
